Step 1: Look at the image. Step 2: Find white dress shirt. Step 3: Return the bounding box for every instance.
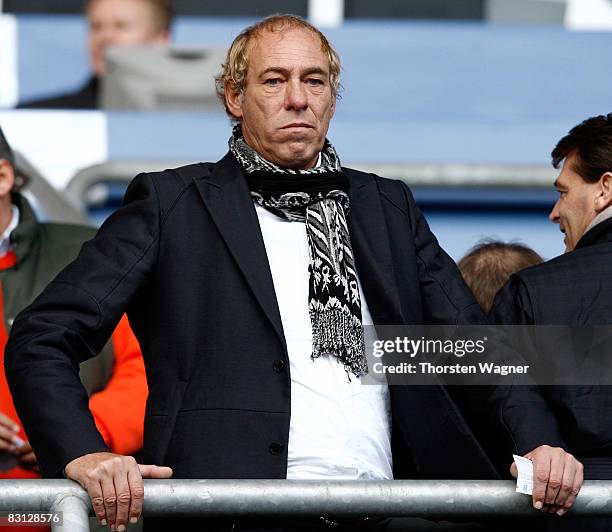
[255,204,393,480]
[585,204,612,234]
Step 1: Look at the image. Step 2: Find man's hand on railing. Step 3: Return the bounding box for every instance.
[65,451,173,531]
[510,445,583,517]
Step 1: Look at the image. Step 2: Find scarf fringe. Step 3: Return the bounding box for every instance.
[310,302,368,377]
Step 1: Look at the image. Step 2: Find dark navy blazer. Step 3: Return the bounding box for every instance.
[6,153,499,481]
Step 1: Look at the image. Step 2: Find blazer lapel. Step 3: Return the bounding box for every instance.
[193,153,286,348]
[347,172,405,325]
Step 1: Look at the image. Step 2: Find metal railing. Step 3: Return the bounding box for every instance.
[64,160,558,212]
[2,479,612,530]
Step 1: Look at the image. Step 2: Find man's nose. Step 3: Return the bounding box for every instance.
[549,200,560,223]
[284,80,308,111]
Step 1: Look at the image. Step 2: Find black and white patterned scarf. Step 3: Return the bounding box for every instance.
[229,126,367,377]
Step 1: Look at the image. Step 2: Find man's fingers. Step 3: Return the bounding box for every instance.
[0,424,16,441]
[532,451,551,510]
[127,466,145,524]
[15,441,32,454]
[138,464,173,478]
[113,468,132,532]
[0,411,19,430]
[85,478,107,526]
[559,460,584,516]
[543,449,564,507]
[509,462,518,478]
[18,451,37,465]
[553,453,577,512]
[0,431,14,452]
[100,469,118,530]
[0,425,21,452]
[15,442,34,460]
[553,467,575,516]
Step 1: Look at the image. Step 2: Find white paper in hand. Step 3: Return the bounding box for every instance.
[513,454,534,495]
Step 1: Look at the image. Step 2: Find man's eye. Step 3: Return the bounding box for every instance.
[264,78,281,86]
[307,78,324,86]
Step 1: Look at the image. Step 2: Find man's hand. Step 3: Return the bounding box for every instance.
[0,411,23,453]
[510,445,583,516]
[65,452,173,531]
[16,441,39,472]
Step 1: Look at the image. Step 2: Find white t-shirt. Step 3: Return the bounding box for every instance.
[255,204,393,480]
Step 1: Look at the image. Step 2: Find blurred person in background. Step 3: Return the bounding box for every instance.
[458,240,543,313]
[490,114,612,530]
[0,126,147,493]
[17,0,172,109]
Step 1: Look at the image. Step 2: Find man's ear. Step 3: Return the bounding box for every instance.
[595,171,612,212]
[0,159,15,198]
[224,84,244,120]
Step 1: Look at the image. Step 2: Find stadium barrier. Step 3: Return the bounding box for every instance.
[1,479,612,531]
[65,161,557,206]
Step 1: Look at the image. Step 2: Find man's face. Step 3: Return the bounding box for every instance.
[549,153,600,252]
[87,0,169,77]
[226,27,336,169]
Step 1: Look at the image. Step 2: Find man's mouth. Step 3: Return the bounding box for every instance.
[281,123,314,129]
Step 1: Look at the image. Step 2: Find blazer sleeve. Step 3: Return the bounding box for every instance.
[4,173,161,478]
[390,181,505,476]
[398,182,486,325]
[488,277,567,454]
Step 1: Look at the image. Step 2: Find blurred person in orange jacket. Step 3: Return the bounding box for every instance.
[0,125,147,484]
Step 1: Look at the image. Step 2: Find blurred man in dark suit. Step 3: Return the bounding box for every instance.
[18,0,171,109]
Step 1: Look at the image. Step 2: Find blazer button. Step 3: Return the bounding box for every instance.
[273,359,286,372]
[269,442,284,455]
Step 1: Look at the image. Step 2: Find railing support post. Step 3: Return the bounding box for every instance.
[51,491,91,532]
